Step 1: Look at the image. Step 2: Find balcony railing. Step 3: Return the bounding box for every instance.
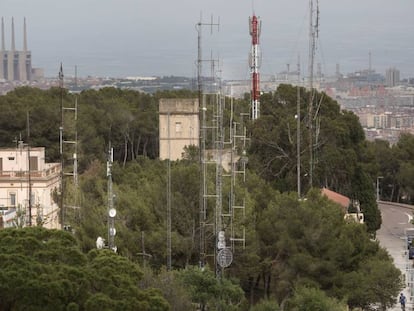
[0,164,61,179]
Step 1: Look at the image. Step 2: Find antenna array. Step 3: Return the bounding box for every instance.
[196,15,220,271]
[196,17,246,277]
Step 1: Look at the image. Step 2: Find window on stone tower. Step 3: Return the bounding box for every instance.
[175,122,182,133]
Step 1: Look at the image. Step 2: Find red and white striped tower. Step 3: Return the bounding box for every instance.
[249,14,261,120]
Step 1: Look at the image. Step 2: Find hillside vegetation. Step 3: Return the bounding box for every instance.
[0,85,407,310]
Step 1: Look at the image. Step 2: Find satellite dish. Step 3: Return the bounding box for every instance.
[96,236,105,249]
[109,208,116,218]
[218,231,226,249]
[109,227,117,237]
[217,248,233,268]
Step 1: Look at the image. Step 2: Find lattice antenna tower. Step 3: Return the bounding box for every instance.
[107,145,116,252]
[297,56,302,199]
[249,14,262,120]
[307,0,319,187]
[58,63,79,230]
[215,73,224,278]
[195,14,243,278]
[195,14,220,269]
[228,95,248,253]
[207,61,240,278]
[211,83,250,278]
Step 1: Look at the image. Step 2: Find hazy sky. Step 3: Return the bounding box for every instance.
[2,0,413,79]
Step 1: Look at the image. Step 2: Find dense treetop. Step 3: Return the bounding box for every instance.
[0,227,169,311]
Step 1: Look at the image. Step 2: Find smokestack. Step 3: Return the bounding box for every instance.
[11,17,15,51]
[1,17,5,51]
[369,51,372,72]
[23,17,27,52]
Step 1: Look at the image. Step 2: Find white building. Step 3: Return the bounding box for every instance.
[0,146,60,229]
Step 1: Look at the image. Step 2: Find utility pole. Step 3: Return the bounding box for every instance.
[17,135,32,227]
[167,112,171,270]
[137,231,152,268]
[297,56,301,199]
[376,176,383,202]
[27,111,32,226]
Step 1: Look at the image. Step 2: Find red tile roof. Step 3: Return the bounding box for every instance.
[321,187,350,210]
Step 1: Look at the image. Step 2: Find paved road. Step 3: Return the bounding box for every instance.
[377,201,414,310]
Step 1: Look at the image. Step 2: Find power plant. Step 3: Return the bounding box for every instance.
[0,17,35,82]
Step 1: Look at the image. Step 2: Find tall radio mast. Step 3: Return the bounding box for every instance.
[58,63,79,230]
[196,15,219,269]
[307,0,319,187]
[249,14,261,120]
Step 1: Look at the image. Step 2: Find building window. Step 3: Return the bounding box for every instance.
[29,156,38,171]
[175,122,182,133]
[8,157,14,160]
[9,193,16,207]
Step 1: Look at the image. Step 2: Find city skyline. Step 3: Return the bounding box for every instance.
[1,0,414,80]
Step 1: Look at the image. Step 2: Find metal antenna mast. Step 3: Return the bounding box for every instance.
[297,56,301,199]
[215,75,226,278]
[307,0,319,187]
[58,63,79,230]
[59,63,65,229]
[195,14,241,278]
[196,14,220,106]
[196,14,219,269]
[26,111,32,226]
[167,112,172,270]
[15,114,33,227]
[249,14,262,120]
[229,116,247,251]
[107,145,116,252]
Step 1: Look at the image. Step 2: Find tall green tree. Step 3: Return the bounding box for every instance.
[249,85,365,195]
[251,190,402,308]
[286,286,347,311]
[178,266,245,311]
[0,227,168,311]
[351,165,381,233]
